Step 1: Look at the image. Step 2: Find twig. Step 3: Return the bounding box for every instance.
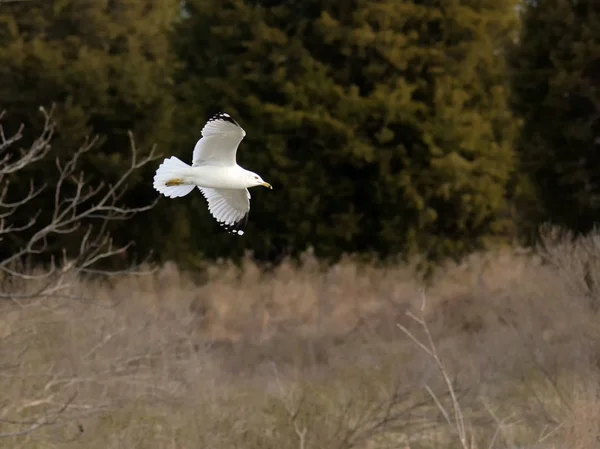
[0,392,77,439]
[397,290,472,449]
[271,363,308,449]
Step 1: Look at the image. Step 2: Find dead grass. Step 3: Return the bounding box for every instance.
[1,229,600,448]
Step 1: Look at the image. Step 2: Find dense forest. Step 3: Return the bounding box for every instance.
[1,0,599,269]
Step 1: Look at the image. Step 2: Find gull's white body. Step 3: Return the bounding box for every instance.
[166,163,256,190]
[152,112,271,235]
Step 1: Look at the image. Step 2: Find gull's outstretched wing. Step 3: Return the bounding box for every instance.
[198,187,250,235]
[192,112,246,167]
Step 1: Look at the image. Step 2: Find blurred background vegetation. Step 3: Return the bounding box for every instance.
[1,0,599,270]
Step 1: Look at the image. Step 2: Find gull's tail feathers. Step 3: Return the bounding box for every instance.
[153,156,195,198]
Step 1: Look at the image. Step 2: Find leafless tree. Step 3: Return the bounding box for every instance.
[0,106,159,302]
[0,106,159,439]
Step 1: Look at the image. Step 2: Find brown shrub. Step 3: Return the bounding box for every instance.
[1,229,600,448]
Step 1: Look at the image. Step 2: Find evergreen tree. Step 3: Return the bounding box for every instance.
[175,0,520,262]
[511,0,600,234]
[0,0,181,262]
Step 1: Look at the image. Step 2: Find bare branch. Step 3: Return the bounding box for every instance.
[0,393,77,439]
[0,107,159,301]
[398,290,472,449]
[0,107,53,175]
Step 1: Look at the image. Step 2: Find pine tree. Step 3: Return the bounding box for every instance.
[175,0,520,262]
[0,0,181,262]
[511,0,600,234]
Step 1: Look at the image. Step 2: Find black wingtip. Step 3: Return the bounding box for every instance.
[208,112,241,127]
[219,212,249,236]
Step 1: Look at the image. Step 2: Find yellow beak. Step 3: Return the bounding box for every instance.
[262,182,273,189]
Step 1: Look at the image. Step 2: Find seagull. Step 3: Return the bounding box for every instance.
[153,112,272,235]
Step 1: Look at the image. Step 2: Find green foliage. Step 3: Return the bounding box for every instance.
[0,0,181,262]
[174,0,520,262]
[0,0,523,267]
[511,0,600,235]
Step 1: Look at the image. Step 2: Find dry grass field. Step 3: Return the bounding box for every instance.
[2,228,600,448]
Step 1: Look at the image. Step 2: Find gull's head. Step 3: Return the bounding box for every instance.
[247,172,272,189]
